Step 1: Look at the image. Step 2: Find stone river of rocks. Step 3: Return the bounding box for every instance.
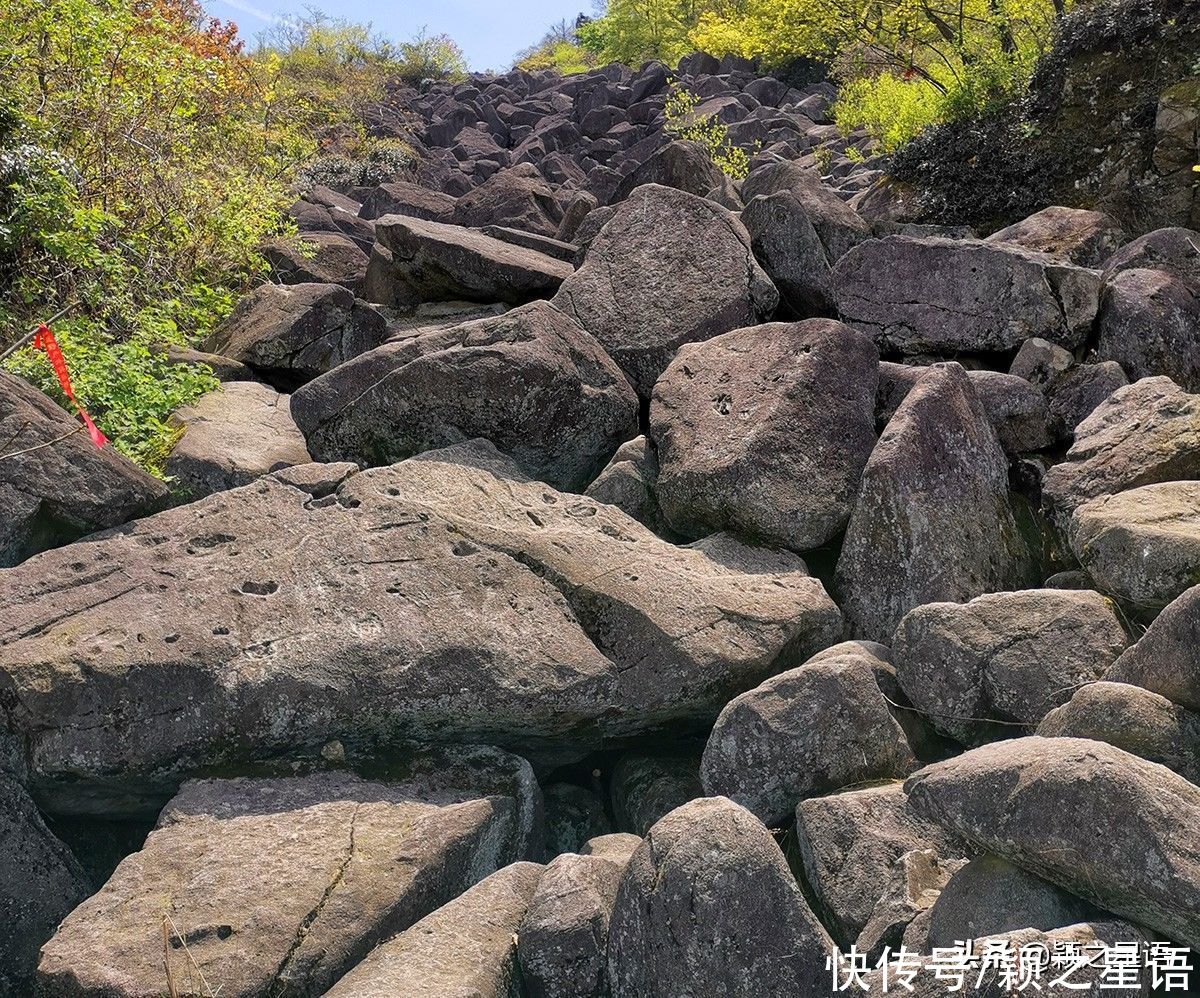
[2,8,1200,996]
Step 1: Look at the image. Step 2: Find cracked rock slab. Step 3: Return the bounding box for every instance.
[325,861,544,998]
[832,235,1101,355]
[38,758,537,997]
[0,441,841,810]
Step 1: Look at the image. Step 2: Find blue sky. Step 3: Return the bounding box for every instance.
[203,0,591,71]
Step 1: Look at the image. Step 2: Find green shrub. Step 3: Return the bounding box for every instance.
[663,86,752,180]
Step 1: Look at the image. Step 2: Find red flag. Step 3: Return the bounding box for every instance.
[32,325,108,449]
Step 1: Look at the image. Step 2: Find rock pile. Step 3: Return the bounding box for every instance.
[3,23,1200,997]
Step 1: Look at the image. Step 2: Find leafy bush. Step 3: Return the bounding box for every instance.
[298,139,416,191]
[663,87,752,179]
[394,27,468,84]
[514,18,595,75]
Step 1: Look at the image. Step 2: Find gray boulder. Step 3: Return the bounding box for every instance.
[905,736,1200,950]
[0,372,166,568]
[552,184,778,398]
[451,163,565,236]
[164,382,312,501]
[40,755,539,997]
[1038,681,1200,785]
[607,140,725,205]
[832,236,1101,354]
[835,363,1033,641]
[205,283,389,389]
[1100,226,1200,283]
[584,435,665,535]
[795,782,970,946]
[289,300,638,491]
[609,751,703,836]
[1042,377,1200,526]
[0,443,842,810]
[263,232,368,290]
[701,642,916,827]
[607,797,833,998]
[324,861,544,997]
[1069,481,1200,611]
[1045,361,1129,439]
[892,590,1130,745]
[518,835,639,998]
[1106,585,1200,710]
[985,206,1126,268]
[363,215,573,308]
[358,181,457,222]
[650,319,878,550]
[1096,268,1200,391]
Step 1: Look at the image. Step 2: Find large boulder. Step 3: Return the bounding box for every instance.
[795,783,971,947]
[1068,481,1200,611]
[1106,584,1200,710]
[0,442,842,811]
[263,232,368,290]
[1041,376,1200,525]
[905,736,1200,950]
[39,754,539,996]
[741,187,871,317]
[985,206,1126,267]
[205,283,389,390]
[0,372,166,568]
[835,363,1033,641]
[357,180,457,222]
[1101,226,1200,283]
[1038,681,1200,785]
[552,184,778,398]
[163,382,312,502]
[650,319,878,550]
[517,835,639,998]
[290,301,638,492]
[451,163,565,236]
[362,215,573,308]
[607,140,725,205]
[324,861,544,997]
[607,797,832,997]
[1095,267,1200,391]
[892,590,1130,745]
[701,642,916,827]
[0,775,90,994]
[832,236,1101,354]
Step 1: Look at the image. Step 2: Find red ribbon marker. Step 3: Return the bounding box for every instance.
[32,325,108,449]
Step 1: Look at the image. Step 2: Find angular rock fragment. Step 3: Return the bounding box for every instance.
[552,184,778,398]
[835,363,1033,641]
[164,382,312,501]
[357,180,457,222]
[892,590,1129,745]
[584,435,665,534]
[832,236,1101,354]
[290,301,638,491]
[451,163,565,236]
[607,140,725,204]
[701,642,916,826]
[905,736,1200,949]
[40,758,538,997]
[324,861,544,997]
[1106,584,1200,710]
[1096,267,1200,391]
[263,232,368,289]
[608,797,832,997]
[650,319,878,549]
[363,216,573,308]
[856,849,965,961]
[985,206,1126,268]
[0,372,166,568]
[205,283,389,389]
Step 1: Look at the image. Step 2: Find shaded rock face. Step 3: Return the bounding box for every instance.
[856,848,966,961]
[1106,584,1200,710]
[892,590,1130,746]
[552,183,778,398]
[164,382,313,502]
[835,363,1034,641]
[0,443,841,811]
[357,180,457,222]
[1096,267,1200,391]
[609,752,703,837]
[607,797,832,998]
[362,214,573,308]
[39,757,537,997]
[0,372,167,568]
[518,836,638,998]
[794,782,970,947]
[205,283,389,390]
[1038,681,1200,785]
[701,642,916,827]
[542,782,611,856]
[1041,376,1200,526]
[0,775,90,994]
[290,300,638,492]
[650,319,879,551]
[325,861,544,997]
[905,736,1200,950]
[607,140,725,205]
[1069,481,1200,612]
[832,237,1101,355]
[584,436,666,535]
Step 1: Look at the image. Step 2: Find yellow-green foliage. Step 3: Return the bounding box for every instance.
[577,0,728,66]
[663,86,751,180]
[517,40,595,76]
